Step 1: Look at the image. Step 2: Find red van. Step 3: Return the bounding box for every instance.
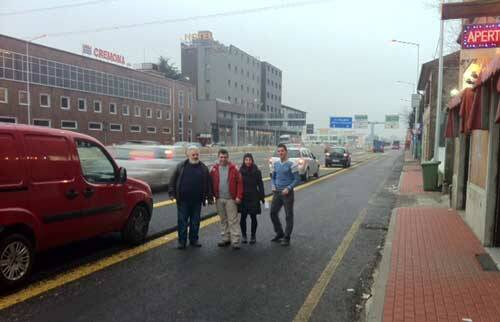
[0,124,153,287]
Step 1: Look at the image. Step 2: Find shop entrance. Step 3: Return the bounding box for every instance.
[462,134,471,209]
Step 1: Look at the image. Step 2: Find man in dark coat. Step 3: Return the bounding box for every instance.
[169,146,213,249]
[239,153,265,244]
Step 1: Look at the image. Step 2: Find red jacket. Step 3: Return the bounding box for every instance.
[210,162,244,200]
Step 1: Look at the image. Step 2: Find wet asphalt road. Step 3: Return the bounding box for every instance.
[0,150,403,322]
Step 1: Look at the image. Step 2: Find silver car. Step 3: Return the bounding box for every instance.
[269,147,320,181]
[107,144,186,191]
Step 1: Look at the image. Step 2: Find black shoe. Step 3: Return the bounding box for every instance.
[242,236,248,244]
[218,241,231,247]
[232,244,241,250]
[190,241,202,248]
[249,236,256,244]
[271,235,284,242]
[177,243,187,250]
[281,238,290,246]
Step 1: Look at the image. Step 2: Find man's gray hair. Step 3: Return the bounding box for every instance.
[187,145,200,154]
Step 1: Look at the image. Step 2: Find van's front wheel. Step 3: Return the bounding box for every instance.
[0,234,34,288]
[122,205,151,246]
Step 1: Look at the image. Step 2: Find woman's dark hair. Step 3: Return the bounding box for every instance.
[241,153,256,172]
[277,143,287,151]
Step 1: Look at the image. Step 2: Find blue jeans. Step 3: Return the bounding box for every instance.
[177,201,202,245]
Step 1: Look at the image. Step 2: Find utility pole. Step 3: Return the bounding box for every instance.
[433,1,445,162]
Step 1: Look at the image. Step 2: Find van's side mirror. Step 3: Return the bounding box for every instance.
[118,167,127,183]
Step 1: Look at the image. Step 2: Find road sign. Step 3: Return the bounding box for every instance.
[354,114,369,129]
[385,115,400,129]
[330,117,352,129]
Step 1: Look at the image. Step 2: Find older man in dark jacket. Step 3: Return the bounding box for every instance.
[169,146,213,249]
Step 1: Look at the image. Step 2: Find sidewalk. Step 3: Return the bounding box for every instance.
[368,154,500,322]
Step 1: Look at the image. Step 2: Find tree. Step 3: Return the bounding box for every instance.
[158,56,181,80]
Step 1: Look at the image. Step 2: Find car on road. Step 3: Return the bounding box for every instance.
[373,140,385,153]
[269,147,320,181]
[107,144,187,191]
[391,140,400,150]
[325,146,351,168]
[0,124,153,287]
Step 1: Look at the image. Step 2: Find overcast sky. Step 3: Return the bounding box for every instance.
[0,0,456,138]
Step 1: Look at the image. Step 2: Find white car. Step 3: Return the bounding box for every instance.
[269,147,320,181]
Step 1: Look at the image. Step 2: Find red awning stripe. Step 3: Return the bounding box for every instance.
[447,94,462,110]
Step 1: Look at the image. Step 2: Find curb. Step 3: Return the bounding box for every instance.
[363,207,398,322]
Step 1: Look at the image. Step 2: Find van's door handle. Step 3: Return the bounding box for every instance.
[66,189,79,200]
[83,187,95,198]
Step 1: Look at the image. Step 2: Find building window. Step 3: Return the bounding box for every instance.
[146,108,152,118]
[109,123,122,132]
[109,103,117,114]
[60,96,70,110]
[241,84,243,91]
[0,116,16,123]
[228,96,231,101]
[188,114,192,123]
[166,111,171,120]
[134,106,141,117]
[162,127,171,134]
[61,120,77,130]
[123,105,129,116]
[156,110,162,119]
[130,125,141,133]
[146,126,156,133]
[178,91,185,109]
[78,98,87,111]
[93,100,102,113]
[228,80,231,86]
[33,119,51,127]
[18,91,29,106]
[0,88,8,103]
[88,122,103,131]
[228,63,231,70]
[188,129,192,142]
[234,82,238,88]
[40,94,51,108]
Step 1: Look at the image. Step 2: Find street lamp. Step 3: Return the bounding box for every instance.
[396,80,416,88]
[390,39,420,93]
[26,34,47,125]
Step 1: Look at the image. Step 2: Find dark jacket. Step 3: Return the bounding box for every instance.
[168,159,213,205]
[239,163,265,215]
[210,162,244,200]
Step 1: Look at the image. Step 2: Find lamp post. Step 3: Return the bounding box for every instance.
[391,39,420,93]
[26,34,47,125]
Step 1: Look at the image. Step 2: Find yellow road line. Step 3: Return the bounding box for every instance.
[293,208,368,322]
[0,154,377,311]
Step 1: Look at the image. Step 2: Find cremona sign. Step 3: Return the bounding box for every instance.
[462,23,500,49]
[82,44,126,65]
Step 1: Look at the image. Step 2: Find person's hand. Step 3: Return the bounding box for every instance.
[282,188,289,196]
[235,198,241,204]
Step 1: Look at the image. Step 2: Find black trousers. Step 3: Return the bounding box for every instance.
[270,190,294,239]
[240,212,258,237]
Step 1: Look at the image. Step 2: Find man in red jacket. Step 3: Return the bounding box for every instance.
[210,149,244,249]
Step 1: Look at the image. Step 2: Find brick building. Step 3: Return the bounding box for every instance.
[0,34,195,145]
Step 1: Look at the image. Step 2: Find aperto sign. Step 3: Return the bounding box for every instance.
[462,23,500,49]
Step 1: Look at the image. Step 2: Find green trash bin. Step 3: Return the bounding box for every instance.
[421,160,441,191]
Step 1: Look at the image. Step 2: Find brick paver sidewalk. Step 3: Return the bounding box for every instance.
[399,164,424,194]
[382,208,500,322]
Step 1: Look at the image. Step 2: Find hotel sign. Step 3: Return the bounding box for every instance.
[82,44,126,65]
[462,23,500,49]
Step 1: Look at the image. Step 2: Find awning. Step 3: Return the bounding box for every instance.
[467,83,483,131]
[445,93,462,138]
[459,87,476,134]
[480,56,500,85]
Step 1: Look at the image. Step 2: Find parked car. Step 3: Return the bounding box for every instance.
[0,124,153,287]
[107,144,187,191]
[391,140,401,150]
[325,146,352,168]
[269,147,320,181]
